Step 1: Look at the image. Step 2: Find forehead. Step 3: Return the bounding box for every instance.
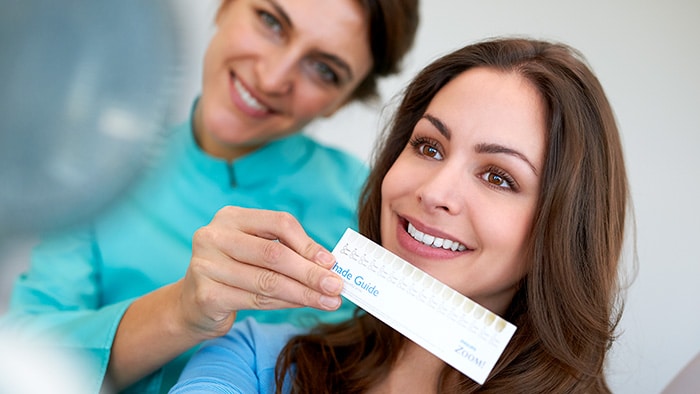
[421,67,547,171]
[426,67,546,154]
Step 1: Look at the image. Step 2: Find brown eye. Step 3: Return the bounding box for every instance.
[486,172,504,185]
[481,168,517,190]
[419,144,441,159]
[409,136,444,160]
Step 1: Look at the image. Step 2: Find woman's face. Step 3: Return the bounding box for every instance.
[380,67,546,315]
[198,0,373,160]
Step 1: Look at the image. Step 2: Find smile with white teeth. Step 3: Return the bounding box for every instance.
[234,78,268,112]
[407,222,467,251]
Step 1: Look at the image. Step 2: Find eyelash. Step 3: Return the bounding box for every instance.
[305,59,340,86]
[257,10,283,35]
[409,136,443,160]
[481,166,518,191]
[409,136,519,191]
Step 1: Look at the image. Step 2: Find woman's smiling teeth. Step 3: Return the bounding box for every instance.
[234,78,268,112]
[407,222,467,251]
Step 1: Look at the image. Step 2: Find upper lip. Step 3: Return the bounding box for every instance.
[400,216,472,250]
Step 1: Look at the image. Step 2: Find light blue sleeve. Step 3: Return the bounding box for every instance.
[0,227,132,393]
[170,318,301,394]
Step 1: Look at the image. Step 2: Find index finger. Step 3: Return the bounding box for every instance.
[229,208,337,269]
[213,207,343,296]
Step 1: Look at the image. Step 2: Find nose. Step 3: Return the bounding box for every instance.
[416,163,464,215]
[255,47,297,96]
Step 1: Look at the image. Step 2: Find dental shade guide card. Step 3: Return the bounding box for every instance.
[331,228,516,385]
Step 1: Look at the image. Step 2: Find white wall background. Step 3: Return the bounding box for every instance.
[166,1,700,393]
[1,1,698,393]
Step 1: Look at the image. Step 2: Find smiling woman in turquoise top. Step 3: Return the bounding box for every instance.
[0,0,419,393]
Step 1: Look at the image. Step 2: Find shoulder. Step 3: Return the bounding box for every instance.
[172,318,306,393]
[201,317,304,362]
[234,317,305,347]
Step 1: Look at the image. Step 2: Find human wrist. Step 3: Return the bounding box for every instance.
[170,280,235,341]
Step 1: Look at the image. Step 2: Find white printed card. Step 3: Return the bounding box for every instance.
[331,228,516,385]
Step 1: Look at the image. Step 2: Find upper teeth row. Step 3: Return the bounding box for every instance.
[407,222,467,251]
[234,78,267,111]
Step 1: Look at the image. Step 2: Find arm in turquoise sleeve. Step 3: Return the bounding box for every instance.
[0,227,133,393]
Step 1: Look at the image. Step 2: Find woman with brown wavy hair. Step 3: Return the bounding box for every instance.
[170,37,630,393]
[2,0,420,392]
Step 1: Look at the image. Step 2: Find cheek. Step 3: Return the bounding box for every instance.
[379,163,409,228]
[202,37,221,76]
[292,65,369,118]
[484,208,534,274]
[202,31,239,86]
[380,160,412,203]
[291,86,353,119]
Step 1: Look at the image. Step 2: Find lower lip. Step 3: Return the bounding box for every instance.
[395,219,467,260]
[229,74,270,118]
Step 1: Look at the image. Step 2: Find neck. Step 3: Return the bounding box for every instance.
[369,341,443,394]
[191,102,261,162]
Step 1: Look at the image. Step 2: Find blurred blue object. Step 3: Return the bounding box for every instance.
[0,0,181,235]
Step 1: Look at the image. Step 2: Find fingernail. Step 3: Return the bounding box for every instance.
[316,251,335,267]
[321,276,343,294]
[320,295,341,309]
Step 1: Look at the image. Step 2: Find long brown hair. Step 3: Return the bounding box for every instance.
[217,0,419,102]
[276,38,630,393]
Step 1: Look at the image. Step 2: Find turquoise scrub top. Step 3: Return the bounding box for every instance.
[0,106,367,393]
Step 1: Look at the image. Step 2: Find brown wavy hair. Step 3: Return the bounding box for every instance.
[275,37,630,393]
[217,0,420,102]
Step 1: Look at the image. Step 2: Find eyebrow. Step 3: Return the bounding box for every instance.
[266,0,292,28]
[422,113,539,175]
[423,114,451,139]
[475,143,539,175]
[265,0,354,82]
